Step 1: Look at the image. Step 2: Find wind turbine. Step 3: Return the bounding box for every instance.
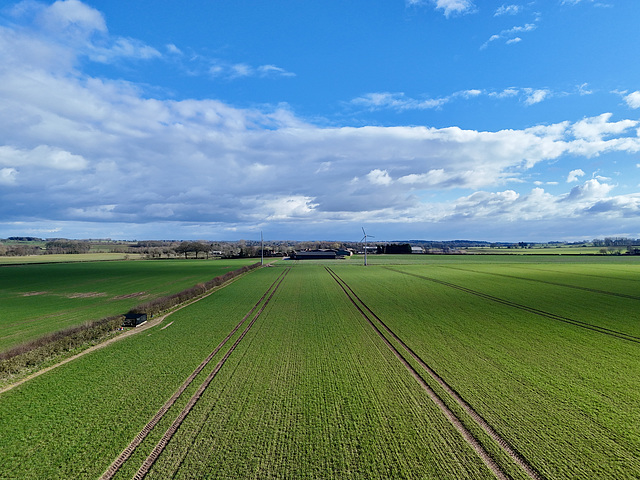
[361,227,374,266]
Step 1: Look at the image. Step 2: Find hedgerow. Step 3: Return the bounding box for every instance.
[0,315,123,377]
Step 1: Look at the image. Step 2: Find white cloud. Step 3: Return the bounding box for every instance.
[495,5,521,16]
[434,0,475,17]
[571,113,637,141]
[1,1,640,239]
[565,178,614,200]
[166,44,182,55]
[0,145,88,170]
[490,88,519,98]
[90,37,161,63]
[482,22,537,49]
[623,91,640,109]
[209,61,295,80]
[578,83,593,95]
[567,169,585,182]
[407,0,475,17]
[258,65,296,78]
[36,0,107,36]
[366,169,393,186]
[0,167,18,185]
[6,0,159,67]
[351,92,447,111]
[524,88,550,105]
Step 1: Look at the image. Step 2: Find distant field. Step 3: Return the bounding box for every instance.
[0,258,258,352]
[466,246,615,254]
[0,253,144,264]
[349,252,640,265]
[1,256,639,478]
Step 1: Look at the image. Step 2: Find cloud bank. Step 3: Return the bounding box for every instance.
[1,0,639,240]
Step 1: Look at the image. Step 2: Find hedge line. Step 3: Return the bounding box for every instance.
[0,262,261,379]
[0,315,123,377]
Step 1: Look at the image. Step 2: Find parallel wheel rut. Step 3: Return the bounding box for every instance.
[325,266,544,480]
[386,267,640,344]
[101,267,290,480]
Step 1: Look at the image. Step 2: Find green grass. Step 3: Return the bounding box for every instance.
[0,258,259,352]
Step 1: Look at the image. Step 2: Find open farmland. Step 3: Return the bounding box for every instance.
[1,256,639,478]
[0,258,258,352]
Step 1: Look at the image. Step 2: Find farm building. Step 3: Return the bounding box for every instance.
[122,313,148,327]
[411,246,425,254]
[290,250,340,260]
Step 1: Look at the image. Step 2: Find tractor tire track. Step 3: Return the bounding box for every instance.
[326,267,543,480]
[131,267,289,480]
[441,265,640,301]
[386,267,640,344]
[100,268,289,480]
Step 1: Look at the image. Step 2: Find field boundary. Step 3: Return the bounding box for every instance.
[326,267,543,480]
[101,267,290,480]
[387,267,640,344]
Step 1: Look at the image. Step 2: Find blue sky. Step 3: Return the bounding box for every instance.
[1,0,640,242]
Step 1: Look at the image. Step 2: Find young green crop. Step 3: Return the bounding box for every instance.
[145,265,494,479]
[2,257,640,479]
[0,258,258,351]
[332,261,640,478]
[0,266,283,479]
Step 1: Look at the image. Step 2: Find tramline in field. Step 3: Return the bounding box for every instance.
[101,267,291,479]
[325,266,542,480]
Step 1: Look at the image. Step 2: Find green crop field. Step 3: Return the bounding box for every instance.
[1,255,639,479]
[0,253,145,265]
[0,258,258,352]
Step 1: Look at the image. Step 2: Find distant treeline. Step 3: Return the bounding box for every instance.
[3,236,640,258]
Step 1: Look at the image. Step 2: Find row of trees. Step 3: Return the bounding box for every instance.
[592,237,640,247]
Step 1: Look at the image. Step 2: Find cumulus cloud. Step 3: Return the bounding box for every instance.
[0,145,88,170]
[1,0,640,239]
[567,169,585,182]
[623,91,640,109]
[7,0,159,65]
[571,113,637,141]
[366,169,393,186]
